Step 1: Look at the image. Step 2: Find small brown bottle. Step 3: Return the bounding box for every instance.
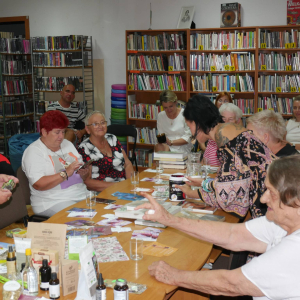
[39,259,51,291]
[113,278,128,300]
[49,272,60,299]
[96,273,106,300]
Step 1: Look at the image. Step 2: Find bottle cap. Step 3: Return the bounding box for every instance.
[42,259,48,267]
[116,278,127,286]
[7,246,15,259]
[98,273,104,286]
[51,272,57,280]
[8,246,13,252]
[25,248,31,256]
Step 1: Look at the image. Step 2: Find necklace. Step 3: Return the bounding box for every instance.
[41,138,66,161]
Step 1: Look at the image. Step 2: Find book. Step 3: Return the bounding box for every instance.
[181,200,217,214]
[220,3,241,28]
[154,151,187,159]
[161,164,187,170]
[287,0,300,25]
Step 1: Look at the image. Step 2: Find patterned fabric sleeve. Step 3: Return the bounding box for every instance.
[197,131,275,219]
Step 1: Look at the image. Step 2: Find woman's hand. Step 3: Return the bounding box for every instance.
[148,261,178,286]
[174,184,194,198]
[166,137,172,146]
[77,165,91,182]
[66,161,83,178]
[0,189,12,204]
[185,176,203,187]
[134,192,173,225]
[0,174,19,186]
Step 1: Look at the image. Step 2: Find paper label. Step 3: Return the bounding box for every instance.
[276,87,282,92]
[291,42,296,48]
[285,43,290,49]
[128,85,133,90]
[286,65,292,71]
[210,66,216,71]
[260,43,266,49]
[198,45,203,50]
[140,139,144,144]
[291,87,297,92]
[224,65,230,71]
[168,66,173,71]
[168,85,173,90]
[261,65,267,70]
[222,45,228,50]
[257,108,263,112]
[230,66,235,71]
[145,115,150,120]
[212,86,217,92]
[230,87,235,92]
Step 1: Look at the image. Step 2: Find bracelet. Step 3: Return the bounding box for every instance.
[202,178,213,193]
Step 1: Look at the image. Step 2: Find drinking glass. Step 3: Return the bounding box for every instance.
[86,190,96,207]
[201,158,209,180]
[130,239,143,260]
[131,171,139,185]
[186,163,202,190]
[188,152,201,163]
[156,161,164,177]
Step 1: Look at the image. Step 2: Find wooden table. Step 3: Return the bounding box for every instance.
[1,170,239,300]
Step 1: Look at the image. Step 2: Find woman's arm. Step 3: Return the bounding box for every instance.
[84,178,115,192]
[123,150,134,179]
[166,137,188,147]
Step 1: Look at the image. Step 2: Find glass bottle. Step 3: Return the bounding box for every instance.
[49,272,60,299]
[39,259,51,291]
[6,246,17,280]
[21,248,38,296]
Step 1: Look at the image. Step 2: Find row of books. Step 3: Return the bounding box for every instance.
[258,52,300,71]
[128,127,158,145]
[34,76,83,91]
[191,73,254,92]
[190,52,255,71]
[258,29,300,48]
[32,36,88,51]
[0,118,33,137]
[154,151,187,170]
[35,101,55,115]
[258,96,293,114]
[257,75,300,92]
[127,32,186,51]
[33,52,88,67]
[1,58,31,75]
[128,148,153,167]
[0,32,14,39]
[2,80,29,95]
[0,38,30,54]
[0,100,33,116]
[128,73,185,91]
[128,53,186,71]
[232,99,254,115]
[190,31,256,50]
[128,102,163,120]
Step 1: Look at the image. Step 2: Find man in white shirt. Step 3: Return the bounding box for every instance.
[136,155,300,299]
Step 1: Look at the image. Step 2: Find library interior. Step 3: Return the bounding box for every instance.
[0,1,300,300]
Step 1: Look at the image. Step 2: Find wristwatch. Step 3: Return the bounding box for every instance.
[59,171,67,181]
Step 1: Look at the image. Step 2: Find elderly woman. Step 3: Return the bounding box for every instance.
[78,111,134,192]
[155,90,192,153]
[136,155,300,298]
[219,103,243,124]
[22,111,89,217]
[202,103,243,167]
[178,95,275,219]
[247,110,298,157]
[286,96,300,152]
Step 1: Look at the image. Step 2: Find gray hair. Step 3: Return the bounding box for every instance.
[219,103,243,121]
[247,110,286,141]
[85,110,106,126]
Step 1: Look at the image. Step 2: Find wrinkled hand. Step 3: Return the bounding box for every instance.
[0,174,19,185]
[174,184,193,198]
[148,261,178,286]
[0,189,12,204]
[185,176,203,187]
[66,161,83,178]
[134,192,173,225]
[77,165,91,181]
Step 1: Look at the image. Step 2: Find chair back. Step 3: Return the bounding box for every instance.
[106,125,138,171]
[16,167,31,205]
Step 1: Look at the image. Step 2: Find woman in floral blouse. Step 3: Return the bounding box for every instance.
[78,111,134,192]
[178,95,276,220]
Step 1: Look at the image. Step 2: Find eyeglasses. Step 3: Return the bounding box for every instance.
[217,99,229,104]
[87,121,107,128]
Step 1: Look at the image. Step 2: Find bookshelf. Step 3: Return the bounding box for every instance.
[0,38,33,155]
[31,35,94,130]
[126,29,190,170]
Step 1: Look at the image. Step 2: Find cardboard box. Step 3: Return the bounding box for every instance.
[61,259,78,296]
[31,248,59,282]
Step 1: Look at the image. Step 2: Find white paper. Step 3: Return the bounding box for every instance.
[111,226,132,233]
[67,212,97,218]
[131,187,152,192]
[69,236,88,253]
[101,214,118,219]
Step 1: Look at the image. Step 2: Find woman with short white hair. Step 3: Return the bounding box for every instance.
[219,103,243,124]
[247,110,298,157]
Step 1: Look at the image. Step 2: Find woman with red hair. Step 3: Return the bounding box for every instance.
[22,110,89,217]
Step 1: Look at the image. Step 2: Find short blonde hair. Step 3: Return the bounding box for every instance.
[247,110,286,141]
[85,110,106,126]
[159,90,177,105]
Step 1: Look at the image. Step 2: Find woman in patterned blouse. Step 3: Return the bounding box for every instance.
[178,95,276,219]
[78,111,134,192]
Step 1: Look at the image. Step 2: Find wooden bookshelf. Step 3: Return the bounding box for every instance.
[126,25,300,165]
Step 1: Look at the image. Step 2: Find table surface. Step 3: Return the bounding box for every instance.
[1,169,239,300]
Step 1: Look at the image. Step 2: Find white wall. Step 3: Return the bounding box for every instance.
[0,0,289,119]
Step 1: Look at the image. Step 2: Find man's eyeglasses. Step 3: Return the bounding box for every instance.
[87,121,107,128]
